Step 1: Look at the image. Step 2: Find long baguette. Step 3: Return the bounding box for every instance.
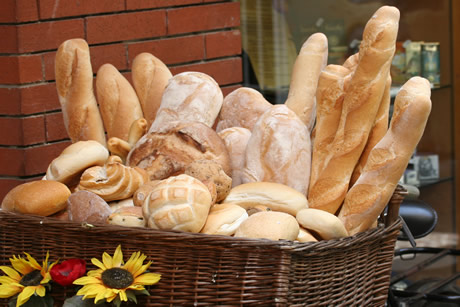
[338,77,432,234]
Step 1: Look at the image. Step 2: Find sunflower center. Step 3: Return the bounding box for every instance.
[101,268,134,289]
[19,270,43,286]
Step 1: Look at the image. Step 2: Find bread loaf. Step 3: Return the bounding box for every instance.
[149,72,223,132]
[308,6,400,214]
[218,127,252,187]
[96,63,143,141]
[200,203,248,236]
[131,53,172,127]
[338,77,432,234]
[128,118,148,147]
[242,105,311,194]
[142,174,213,232]
[67,190,112,224]
[55,39,106,146]
[296,208,348,240]
[215,87,272,133]
[285,33,328,131]
[296,227,318,242]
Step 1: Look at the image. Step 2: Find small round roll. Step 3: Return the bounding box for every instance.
[296,208,348,240]
[234,211,299,241]
[107,206,146,228]
[201,203,248,236]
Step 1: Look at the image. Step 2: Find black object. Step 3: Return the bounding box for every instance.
[398,199,438,240]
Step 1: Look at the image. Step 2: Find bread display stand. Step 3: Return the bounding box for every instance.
[0,188,404,306]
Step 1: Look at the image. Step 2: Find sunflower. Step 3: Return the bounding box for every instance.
[0,251,57,307]
[73,245,161,305]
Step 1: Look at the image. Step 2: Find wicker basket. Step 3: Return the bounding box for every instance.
[0,187,405,306]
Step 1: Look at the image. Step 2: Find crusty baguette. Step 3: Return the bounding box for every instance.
[55,39,106,146]
[131,53,172,127]
[285,32,328,131]
[308,6,400,214]
[96,63,143,142]
[338,77,432,235]
[350,76,392,185]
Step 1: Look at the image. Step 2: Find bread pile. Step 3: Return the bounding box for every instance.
[1,6,432,241]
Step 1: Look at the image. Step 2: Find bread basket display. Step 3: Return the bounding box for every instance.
[0,6,431,307]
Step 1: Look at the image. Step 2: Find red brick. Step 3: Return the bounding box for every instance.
[43,51,56,81]
[91,43,128,73]
[0,88,21,115]
[0,0,39,23]
[17,19,85,53]
[0,147,25,176]
[0,55,42,85]
[0,26,18,53]
[0,118,22,145]
[86,10,167,45]
[0,0,16,23]
[23,116,46,145]
[167,2,240,35]
[39,0,125,19]
[126,0,201,10]
[21,83,60,114]
[0,178,28,203]
[24,141,71,176]
[128,35,204,66]
[221,84,241,97]
[170,57,242,86]
[205,30,241,59]
[45,112,68,142]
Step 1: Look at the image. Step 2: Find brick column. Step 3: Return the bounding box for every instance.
[0,0,242,201]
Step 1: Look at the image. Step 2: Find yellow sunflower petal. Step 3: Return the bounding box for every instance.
[0,284,22,298]
[41,251,50,272]
[0,266,21,281]
[105,292,118,303]
[95,288,107,303]
[0,276,17,284]
[77,283,107,298]
[102,252,113,269]
[87,270,102,278]
[132,262,151,278]
[112,245,123,268]
[35,285,46,297]
[16,286,35,307]
[73,276,101,285]
[9,256,32,276]
[119,290,128,302]
[91,258,107,270]
[23,253,41,270]
[134,273,161,286]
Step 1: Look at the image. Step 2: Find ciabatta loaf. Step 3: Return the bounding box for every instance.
[338,77,432,235]
[55,39,106,146]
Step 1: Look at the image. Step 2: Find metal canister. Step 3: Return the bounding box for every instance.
[422,42,440,86]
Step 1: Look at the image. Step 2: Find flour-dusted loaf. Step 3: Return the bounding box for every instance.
[55,39,106,146]
[242,105,311,195]
[149,72,223,132]
[338,77,432,235]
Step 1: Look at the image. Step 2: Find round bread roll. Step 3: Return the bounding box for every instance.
[142,174,213,232]
[109,198,135,212]
[45,140,109,186]
[222,182,308,216]
[127,121,231,181]
[184,159,232,203]
[296,208,348,240]
[200,203,248,236]
[67,190,112,224]
[242,105,312,195]
[1,180,70,216]
[234,211,299,241]
[107,206,146,228]
[215,87,272,133]
[149,71,223,132]
[217,127,252,187]
[296,227,318,243]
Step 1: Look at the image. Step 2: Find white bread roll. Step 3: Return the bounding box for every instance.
[308,6,400,214]
[107,206,146,228]
[215,87,272,133]
[109,198,135,212]
[339,77,432,235]
[131,53,172,127]
[201,203,248,236]
[217,127,252,187]
[285,32,328,131]
[242,105,311,195]
[149,72,223,132]
[96,63,143,142]
[222,182,308,216]
[296,227,318,243]
[45,140,109,186]
[55,39,106,146]
[142,174,213,232]
[234,211,299,241]
[2,180,70,216]
[127,121,231,181]
[296,208,348,240]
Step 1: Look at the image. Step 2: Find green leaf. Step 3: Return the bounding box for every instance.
[9,294,54,307]
[63,295,108,307]
[125,290,137,304]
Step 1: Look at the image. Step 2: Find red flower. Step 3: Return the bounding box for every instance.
[50,258,86,286]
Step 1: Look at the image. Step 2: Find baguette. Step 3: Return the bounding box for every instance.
[96,63,143,141]
[285,33,328,131]
[338,77,432,234]
[308,6,400,214]
[55,39,106,146]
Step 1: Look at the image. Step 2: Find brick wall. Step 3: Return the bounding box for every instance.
[0,0,242,201]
